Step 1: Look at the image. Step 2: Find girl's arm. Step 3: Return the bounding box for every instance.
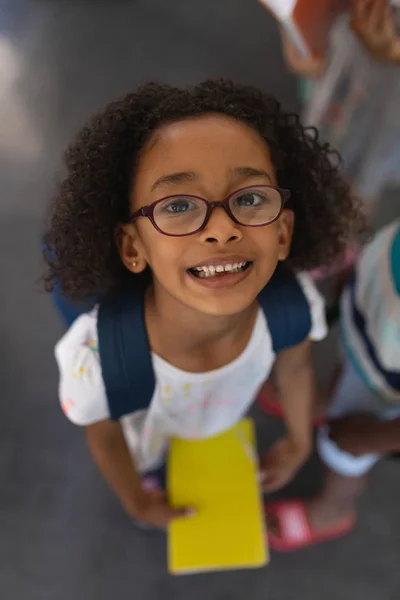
[260,338,315,492]
[86,419,190,527]
[55,314,191,528]
[274,338,314,451]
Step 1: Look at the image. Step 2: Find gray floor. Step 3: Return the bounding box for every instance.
[1,1,399,598]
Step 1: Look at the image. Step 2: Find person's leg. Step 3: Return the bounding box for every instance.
[307,356,398,528]
[266,443,374,543]
[265,358,392,550]
[308,470,368,529]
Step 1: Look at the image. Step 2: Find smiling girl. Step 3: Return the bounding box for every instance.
[44,80,361,528]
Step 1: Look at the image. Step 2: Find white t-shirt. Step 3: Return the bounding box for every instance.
[341,220,400,402]
[55,273,327,473]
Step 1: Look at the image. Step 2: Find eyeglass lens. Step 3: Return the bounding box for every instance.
[152,186,282,235]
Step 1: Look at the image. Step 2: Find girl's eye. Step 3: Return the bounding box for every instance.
[234,192,269,207]
[160,197,198,213]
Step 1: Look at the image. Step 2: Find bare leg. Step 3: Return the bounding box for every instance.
[266,467,366,540]
[308,468,368,529]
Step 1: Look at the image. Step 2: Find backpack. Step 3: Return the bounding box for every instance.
[96,264,311,420]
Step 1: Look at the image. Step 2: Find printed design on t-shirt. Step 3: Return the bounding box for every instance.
[61,398,75,414]
[183,383,192,398]
[161,385,172,403]
[215,398,234,406]
[83,336,98,353]
[72,367,87,379]
[159,372,265,418]
[160,383,200,404]
[72,366,87,379]
[200,394,212,409]
[148,365,269,454]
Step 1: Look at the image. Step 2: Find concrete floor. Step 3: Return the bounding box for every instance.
[1,1,399,598]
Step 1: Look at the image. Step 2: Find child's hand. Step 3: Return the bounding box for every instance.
[351,0,400,63]
[260,437,310,492]
[132,487,194,529]
[281,30,325,77]
[328,414,384,456]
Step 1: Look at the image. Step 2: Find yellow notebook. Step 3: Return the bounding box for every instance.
[168,419,268,574]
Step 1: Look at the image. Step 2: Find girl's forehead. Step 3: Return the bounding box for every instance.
[147,113,269,149]
[138,114,274,180]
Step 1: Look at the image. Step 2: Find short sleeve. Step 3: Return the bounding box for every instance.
[54,308,110,426]
[296,272,328,342]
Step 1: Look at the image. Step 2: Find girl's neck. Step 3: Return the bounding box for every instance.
[145,284,258,367]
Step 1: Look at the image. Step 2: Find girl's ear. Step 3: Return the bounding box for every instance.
[277,209,294,261]
[117,224,148,274]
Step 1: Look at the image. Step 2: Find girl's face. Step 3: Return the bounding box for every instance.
[121,114,293,317]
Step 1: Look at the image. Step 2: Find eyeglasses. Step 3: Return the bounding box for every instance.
[129,185,290,237]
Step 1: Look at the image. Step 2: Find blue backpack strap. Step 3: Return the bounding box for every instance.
[97,290,155,420]
[258,264,311,353]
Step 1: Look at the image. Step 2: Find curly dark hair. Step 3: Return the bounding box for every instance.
[43,79,363,302]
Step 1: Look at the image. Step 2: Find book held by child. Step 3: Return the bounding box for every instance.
[168,419,268,574]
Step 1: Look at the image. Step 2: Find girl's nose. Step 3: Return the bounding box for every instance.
[198,206,243,245]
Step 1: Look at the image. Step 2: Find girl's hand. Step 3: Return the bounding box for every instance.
[260,437,311,493]
[351,0,400,63]
[132,487,194,529]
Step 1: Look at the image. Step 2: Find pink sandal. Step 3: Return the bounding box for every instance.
[265,499,356,552]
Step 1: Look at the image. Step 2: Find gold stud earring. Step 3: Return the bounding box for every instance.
[132,260,138,268]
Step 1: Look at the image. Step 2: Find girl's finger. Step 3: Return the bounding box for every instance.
[263,477,283,493]
[261,470,284,492]
[258,471,268,484]
[158,504,195,526]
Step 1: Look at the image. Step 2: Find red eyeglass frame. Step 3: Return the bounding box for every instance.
[129,185,291,237]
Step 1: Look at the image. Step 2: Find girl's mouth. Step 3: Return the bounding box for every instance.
[188,261,252,279]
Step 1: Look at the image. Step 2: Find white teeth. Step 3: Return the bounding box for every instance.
[191,261,249,278]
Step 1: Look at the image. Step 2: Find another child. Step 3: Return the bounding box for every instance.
[266,219,400,551]
[44,80,360,528]
[283,0,400,218]
[257,0,400,416]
